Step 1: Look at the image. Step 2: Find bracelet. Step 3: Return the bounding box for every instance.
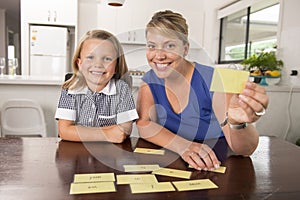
[220,112,248,130]
[229,122,248,129]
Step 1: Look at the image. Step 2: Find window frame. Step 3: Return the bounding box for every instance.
[218,2,279,64]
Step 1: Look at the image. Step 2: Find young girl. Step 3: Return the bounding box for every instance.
[55,30,138,143]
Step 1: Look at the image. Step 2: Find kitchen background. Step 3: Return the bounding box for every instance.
[0,0,300,144]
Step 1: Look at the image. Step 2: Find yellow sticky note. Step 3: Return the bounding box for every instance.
[172,179,218,191]
[130,182,176,194]
[210,68,249,93]
[152,168,191,179]
[70,182,116,194]
[188,165,226,174]
[124,164,160,172]
[134,147,165,155]
[73,173,115,183]
[116,174,158,184]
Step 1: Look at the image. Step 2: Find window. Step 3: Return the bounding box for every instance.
[218,2,280,64]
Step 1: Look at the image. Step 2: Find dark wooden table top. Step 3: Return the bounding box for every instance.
[0,136,300,200]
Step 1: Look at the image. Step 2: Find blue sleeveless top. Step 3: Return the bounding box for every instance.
[142,62,224,141]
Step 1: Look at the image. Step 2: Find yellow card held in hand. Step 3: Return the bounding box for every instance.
[210,68,249,93]
[134,147,165,155]
[172,179,218,191]
[130,182,176,194]
[152,168,192,179]
[70,182,116,194]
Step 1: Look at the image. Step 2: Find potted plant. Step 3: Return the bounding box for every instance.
[241,52,284,85]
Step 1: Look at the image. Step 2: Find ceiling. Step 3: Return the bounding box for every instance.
[0,0,20,21]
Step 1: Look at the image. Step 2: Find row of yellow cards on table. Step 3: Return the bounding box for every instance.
[70,175,217,194]
[70,165,226,194]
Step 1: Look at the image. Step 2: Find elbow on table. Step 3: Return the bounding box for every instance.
[230,141,259,156]
[136,119,153,139]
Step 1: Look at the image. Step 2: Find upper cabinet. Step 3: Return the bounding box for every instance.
[95,0,204,47]
[97,0,151,44]
[21,0,78,26]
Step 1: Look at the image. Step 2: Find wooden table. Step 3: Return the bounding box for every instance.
[0,136,300,200]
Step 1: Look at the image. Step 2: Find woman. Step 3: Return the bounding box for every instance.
[136,10,268,171]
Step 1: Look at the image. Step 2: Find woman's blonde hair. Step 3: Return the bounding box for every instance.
[146,10,189,45]
[62,29,129,89]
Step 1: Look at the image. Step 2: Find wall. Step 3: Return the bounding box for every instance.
[277,0,300,86]
[77,0,98,41]
[0,9,7,59]
[256,87,300,144]
[0,83,62,137]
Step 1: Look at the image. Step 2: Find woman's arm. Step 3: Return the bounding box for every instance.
[58,119,132,143]
[213,81,268,156]
[136,82,221,170]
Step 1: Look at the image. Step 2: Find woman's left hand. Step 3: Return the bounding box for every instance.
[227,81,269,124]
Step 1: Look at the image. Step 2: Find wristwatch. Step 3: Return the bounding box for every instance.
[220,112,248,130]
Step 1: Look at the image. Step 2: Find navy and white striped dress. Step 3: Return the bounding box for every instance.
[55,79,138,127]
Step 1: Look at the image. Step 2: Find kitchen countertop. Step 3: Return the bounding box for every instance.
[0,74,144,88]
[0,75,64,85]
[265,84,300,92]
[1,74,299,92]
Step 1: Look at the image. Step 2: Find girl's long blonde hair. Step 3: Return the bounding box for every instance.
[62,29,130,90]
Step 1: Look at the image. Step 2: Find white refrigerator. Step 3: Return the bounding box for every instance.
[29,25,70,78]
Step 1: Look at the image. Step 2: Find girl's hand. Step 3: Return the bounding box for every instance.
[102,123,131,143]
[181,142,221,171]
[228,81,269,124]
[103,130,128,143]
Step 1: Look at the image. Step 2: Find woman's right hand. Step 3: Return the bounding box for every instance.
[181,142,221,171]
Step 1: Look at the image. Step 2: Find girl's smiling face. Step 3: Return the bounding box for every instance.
[77,38,117,92]
[146,29,189,79]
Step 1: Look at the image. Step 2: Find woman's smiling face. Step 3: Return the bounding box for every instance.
[146,29,189,79]
[77,38,117,91]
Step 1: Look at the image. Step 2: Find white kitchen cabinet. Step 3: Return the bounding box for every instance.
[97,0,151,44]
[116,29,146,45]
[96,0,205,46]
[21,0,78,26]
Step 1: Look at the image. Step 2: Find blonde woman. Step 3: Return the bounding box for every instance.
[137,10,268,171]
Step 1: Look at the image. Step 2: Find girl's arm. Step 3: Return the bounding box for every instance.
[58,119,132,143]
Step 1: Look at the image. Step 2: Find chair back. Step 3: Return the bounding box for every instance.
[1,99,47,137]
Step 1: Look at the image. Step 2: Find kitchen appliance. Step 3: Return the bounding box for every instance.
[29,25,70,77]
